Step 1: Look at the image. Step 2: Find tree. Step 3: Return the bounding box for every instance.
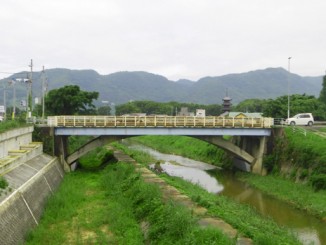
[319,75,326,104]
[97,106,111,115]
[262,94,326,120]
[45,85,99,115]
[235,99,267,113]
[116,102,141,115]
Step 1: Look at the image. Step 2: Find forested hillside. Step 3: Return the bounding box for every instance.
[1,67,322,106]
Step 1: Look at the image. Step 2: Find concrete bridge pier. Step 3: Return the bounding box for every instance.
[53,135,71,172]
[232,136,268,175]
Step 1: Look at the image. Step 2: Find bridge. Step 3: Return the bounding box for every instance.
[47,115,275,175]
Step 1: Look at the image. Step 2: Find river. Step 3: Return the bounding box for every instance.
[123,140,326,245]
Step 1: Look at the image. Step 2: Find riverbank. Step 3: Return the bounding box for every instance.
[26,147,234,244]
[133,135,229,167]
[113,141,300,244]
[132,135,326,222]
[237,172,326,221]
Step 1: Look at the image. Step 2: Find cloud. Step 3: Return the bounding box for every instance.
[0,0,326,80]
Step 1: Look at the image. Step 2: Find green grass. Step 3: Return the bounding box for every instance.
[78,147,114,169]
[129,133,326,219]
[267,128,326,191]
[131,135,227,167]
[103,162,234,244]
[237,172,326,220]
[114,142,301,244]
[317,127,326,133]
[282,128,326,172]
[26,169,120,244]
[0,120,28,133]
[26,147,233,244]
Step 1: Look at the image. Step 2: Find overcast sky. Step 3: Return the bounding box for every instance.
[0,0,326,81]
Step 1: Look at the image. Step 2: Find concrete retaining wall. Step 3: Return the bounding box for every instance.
[0,155,64,245]
[0,126,33,158]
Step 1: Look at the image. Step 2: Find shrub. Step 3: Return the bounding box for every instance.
[79,147,114,169]
[0,177,8,189]
[310,174,326,191]
[263,155,277,173]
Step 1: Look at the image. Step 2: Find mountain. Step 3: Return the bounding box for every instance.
[1,67,322,106]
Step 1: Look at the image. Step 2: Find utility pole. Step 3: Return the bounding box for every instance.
[2,82,6,120]
[41,66,46,120]
[27,59,33,118]
[287,57,291,119]
[8,80,16,120]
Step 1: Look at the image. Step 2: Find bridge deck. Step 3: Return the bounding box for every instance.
[48,116,273,136]
[48,115,273,128]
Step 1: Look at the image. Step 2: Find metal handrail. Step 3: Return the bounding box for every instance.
[46,115,274,128]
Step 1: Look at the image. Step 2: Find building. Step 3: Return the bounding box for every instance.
[227,112,263,118]
[222,95,232,113]
[196,109,206,117]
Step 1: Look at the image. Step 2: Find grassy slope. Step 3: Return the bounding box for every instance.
[113,142,300,244]
[238,173,326,220]
[26,151,233,244]
[132,132,326,220]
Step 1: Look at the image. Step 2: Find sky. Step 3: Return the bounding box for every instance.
[0,0,326,81]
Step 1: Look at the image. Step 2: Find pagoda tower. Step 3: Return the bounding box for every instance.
[222,89,232,113]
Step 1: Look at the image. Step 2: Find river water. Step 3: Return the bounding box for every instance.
[124,140,326,245]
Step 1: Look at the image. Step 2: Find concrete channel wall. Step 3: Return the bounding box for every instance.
[0,126,33,158]
[0,126,65,245]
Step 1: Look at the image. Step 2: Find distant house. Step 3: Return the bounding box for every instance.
[196,109,206,117]
[227,112,263,118]
[179,107,190,116]
[122,113,146,117]
[177,107,195,117]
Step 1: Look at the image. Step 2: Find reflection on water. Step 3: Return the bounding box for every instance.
[125,140,326,245]
[152,162,224,193]
[129,143,223,193]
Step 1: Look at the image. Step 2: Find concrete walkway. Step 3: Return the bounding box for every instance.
[112,148,253,245]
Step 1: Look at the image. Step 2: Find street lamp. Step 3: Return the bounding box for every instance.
[287,57,292,119]
[8,80,16,120]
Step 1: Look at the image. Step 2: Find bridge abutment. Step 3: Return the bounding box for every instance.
[232,136,268,175]
[53,135,71,172]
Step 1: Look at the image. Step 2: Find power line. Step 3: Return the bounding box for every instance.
[0,71,27,75]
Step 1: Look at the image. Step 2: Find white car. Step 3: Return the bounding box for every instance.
[285,113,314,126]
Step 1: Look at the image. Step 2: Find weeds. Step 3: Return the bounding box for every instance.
[26,147,233,244]
[119,138,301,244]
[0,177,8,189]
[0,120,27,133]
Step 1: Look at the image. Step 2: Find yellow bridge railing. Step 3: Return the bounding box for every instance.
[47,116,274,128]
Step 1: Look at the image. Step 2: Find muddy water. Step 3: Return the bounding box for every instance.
[125,141,326,245]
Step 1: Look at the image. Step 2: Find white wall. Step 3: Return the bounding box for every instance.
[0,126,33,158]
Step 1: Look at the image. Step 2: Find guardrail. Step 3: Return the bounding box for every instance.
[47,116,274,128]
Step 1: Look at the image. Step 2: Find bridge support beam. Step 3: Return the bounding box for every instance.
[194,136,268,175]
[194,136,255,165]
[232,136,268,175]
[66,135,130,166]
[54,135,130,171]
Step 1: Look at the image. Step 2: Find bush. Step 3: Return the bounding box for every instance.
[79,147,114,169]
[263,155,277,173]
[0,177,8,189]
[310,174,326,191]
